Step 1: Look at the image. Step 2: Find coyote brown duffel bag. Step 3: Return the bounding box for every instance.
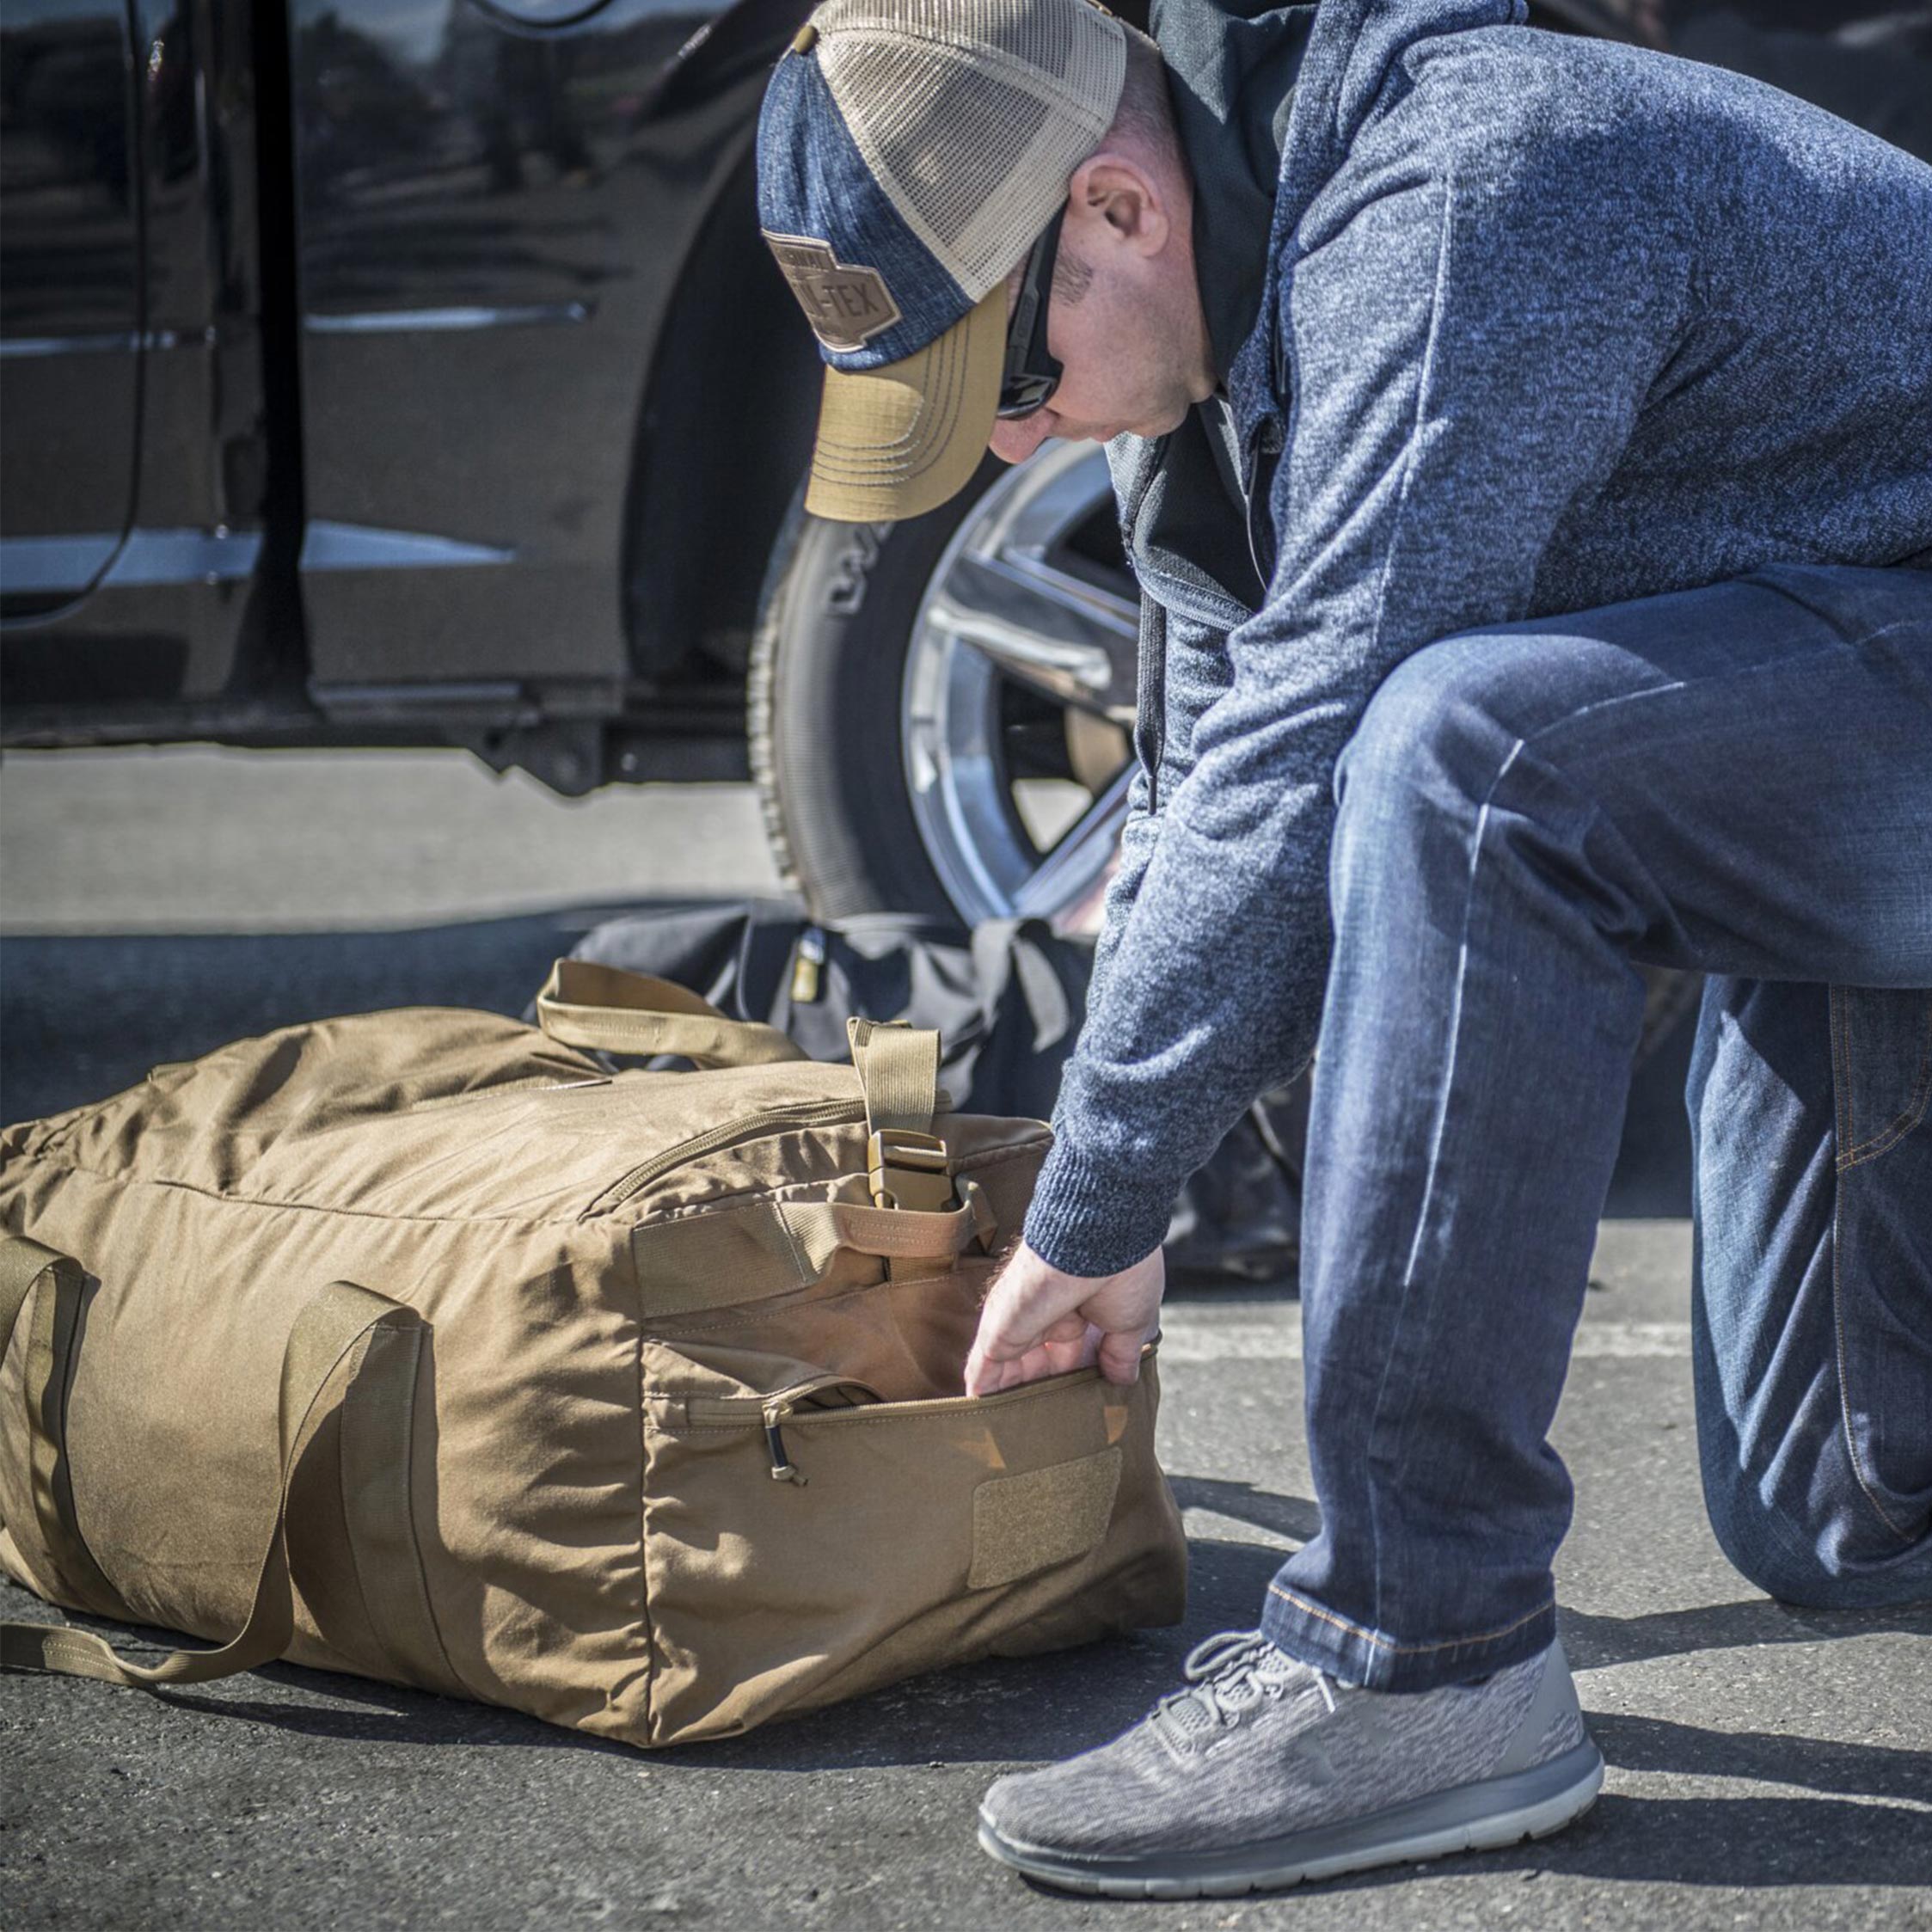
[0,960,1186,1746]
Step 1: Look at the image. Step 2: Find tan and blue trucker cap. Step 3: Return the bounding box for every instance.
[757,0,1127,522]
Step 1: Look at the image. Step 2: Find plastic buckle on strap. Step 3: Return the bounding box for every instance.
[868,1128,954,1212]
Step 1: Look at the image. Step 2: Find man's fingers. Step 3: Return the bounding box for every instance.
[966,1328,1132,1395]
[1038,1311,1090,1346]
[963,1343,1033,1397]
[1040,1322,1101,1378]
[964,1316,1087,1396]
[1095,1327,1147,1386]
[965,1238,1166,1398]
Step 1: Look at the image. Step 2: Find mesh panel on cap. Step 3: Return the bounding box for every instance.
[839,45,1055,279]
[814,0,1125,298]
[814,0,1079,72]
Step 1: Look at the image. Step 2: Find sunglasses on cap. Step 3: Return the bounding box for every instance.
[997,205,1067,420]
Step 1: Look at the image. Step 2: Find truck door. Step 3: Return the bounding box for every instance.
[0,0,143,619]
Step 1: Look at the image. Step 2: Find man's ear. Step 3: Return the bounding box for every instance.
[1066,151,1169,260]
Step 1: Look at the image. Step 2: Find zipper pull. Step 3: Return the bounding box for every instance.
[763,1398,809,1486]
[789,927,825,1005]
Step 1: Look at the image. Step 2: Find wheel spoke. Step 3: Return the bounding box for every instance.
[924,550,1138,721]
[1013,761,1135,923]
[902,441,1140,927]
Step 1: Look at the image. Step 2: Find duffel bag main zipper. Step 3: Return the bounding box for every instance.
[586,1099,870,1217]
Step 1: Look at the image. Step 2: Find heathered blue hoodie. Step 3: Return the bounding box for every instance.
[1020,0,1932,1278]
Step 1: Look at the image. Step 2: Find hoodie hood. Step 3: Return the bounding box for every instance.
[1155,0,1316,380]
[1158,0,1528,379]
[1119,0,1532,630]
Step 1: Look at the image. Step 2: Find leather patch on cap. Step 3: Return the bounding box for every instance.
[764,232,903,353]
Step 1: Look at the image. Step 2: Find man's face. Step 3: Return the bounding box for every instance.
[986,156,1208,464]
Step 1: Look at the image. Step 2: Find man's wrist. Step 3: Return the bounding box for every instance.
[1021,1138,1174,1279]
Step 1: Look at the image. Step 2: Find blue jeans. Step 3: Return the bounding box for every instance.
[1258,562,1932,1692]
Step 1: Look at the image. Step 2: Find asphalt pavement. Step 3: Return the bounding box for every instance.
[2,748,1927,1932]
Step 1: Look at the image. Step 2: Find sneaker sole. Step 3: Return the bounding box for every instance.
[976,1737,1605,1899]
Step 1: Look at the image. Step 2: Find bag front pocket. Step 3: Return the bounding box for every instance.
[638,1359,1185,1745]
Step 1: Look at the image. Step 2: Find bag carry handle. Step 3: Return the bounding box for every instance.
[631,1177,1002,1315]
[0,1237,435,1692]
[537,959,809,1069]
[537,960,955,1209]
[783,1183,997,1273]
[0,1240,121,1622]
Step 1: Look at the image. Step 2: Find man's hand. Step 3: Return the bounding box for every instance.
[964,1239,1165,1396]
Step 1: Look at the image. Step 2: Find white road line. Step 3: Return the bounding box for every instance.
[1155,1319,1691,1363]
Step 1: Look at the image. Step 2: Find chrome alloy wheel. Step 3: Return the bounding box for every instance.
[900,441,1139,933]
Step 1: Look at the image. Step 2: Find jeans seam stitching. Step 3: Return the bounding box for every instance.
[1831,988,1855,1157]
[1353,172,1459,1647]
[1265,1582,1552,1654]
[1500,600,1932,911]
[1826,1079,1916,1545]
[1836,997,1932,1170]
[1364,740,1526,1643]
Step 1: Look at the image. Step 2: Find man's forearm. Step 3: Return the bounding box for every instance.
[1021,794,1332,1276]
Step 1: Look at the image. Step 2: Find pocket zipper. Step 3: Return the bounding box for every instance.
[586,1098,870,1217]
[682,1373,886,1486]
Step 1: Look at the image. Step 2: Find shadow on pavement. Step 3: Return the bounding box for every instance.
[1590,1710,1932,1803]
[1201,1786,1932,1899]
[3,1538,1289,1772]
[1561,1594,1932,1671]
[13,1557,1929,1898]
[1542,1791,1932,1887]
[1167,1474,1322,1544]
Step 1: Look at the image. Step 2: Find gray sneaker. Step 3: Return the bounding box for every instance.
[978,1631,1603,1898]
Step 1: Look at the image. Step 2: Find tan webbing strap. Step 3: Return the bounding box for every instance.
[630,1177,999,1316]
[1,1275,426,1690]
[336,1316,464,1698]
[782,1184,997,1276]
[845,1019,954,1231]
[537,960,808,1068]
[0,1238,122,1617]
[845,1017,939,1134]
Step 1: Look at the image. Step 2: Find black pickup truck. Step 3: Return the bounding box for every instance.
[3,0,1928,929]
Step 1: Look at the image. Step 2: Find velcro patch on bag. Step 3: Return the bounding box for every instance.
[968,1448,1122,1591]
[631,1205,814,1317]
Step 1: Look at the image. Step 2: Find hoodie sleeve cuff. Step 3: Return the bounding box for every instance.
[1019,1137,1176,1279]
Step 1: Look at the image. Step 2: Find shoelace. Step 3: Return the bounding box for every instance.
[1150,1629,1338,1751]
